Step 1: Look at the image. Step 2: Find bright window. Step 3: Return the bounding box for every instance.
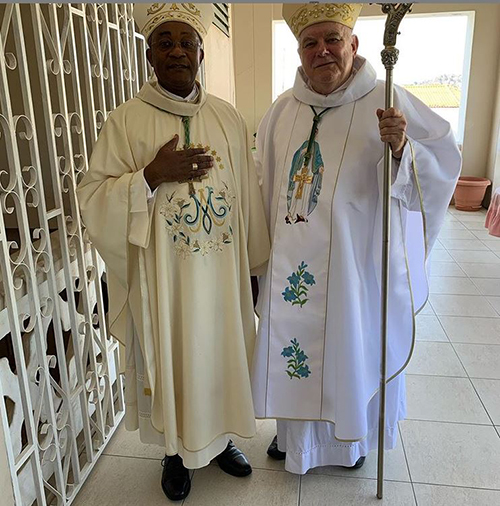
[273,12,474,144]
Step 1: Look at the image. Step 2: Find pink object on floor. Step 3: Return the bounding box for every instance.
[485,186,500,237]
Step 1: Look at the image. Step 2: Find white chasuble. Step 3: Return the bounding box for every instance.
[77,80,270,468]
[251,57,461,449]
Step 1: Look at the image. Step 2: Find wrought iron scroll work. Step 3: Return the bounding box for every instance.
[0,4,149,505]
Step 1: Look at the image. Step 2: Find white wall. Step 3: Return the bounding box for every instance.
[233,3,273,135]
[204,5,236,105]
[488,46,500,191]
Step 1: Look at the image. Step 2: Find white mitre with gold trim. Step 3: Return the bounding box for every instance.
[283,3,363,39]
[134,3,214,42]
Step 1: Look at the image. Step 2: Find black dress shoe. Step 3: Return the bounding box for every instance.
[161,455,191,501]
[215,440,252,477]
[267,435,286,460]
[343,456,366,469]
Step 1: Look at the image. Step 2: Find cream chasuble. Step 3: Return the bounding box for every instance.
[251,57,461,473]
[77,81,270,468]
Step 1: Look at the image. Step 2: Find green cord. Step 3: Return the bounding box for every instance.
[182,116,191,148]
[303,106,332,166]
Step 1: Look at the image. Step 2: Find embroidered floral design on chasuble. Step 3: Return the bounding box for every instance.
[281,338,311,379]
[159,168,236,258]
[286,140,325,224]
[282,261,316,307]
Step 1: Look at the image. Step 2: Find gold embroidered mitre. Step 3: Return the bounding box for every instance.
[282,3,363,39]
[134,3,214,42]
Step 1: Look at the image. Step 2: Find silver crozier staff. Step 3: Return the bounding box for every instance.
[377,3,413,500]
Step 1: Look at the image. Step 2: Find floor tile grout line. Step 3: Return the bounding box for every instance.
[446,342,500,347]
[456,220,490,226]
[307,473,500,497]
[429,292,499,299]
[417,312,499,320]
[480,293,500,316]
[446,249,500,265]
[96,453,301,475]
[416,339,500,347]
[305,474,411,484]
[236,465,289,474]
[479,236,500,250]
[468,275,500,298]
[426,313,500,321]
[397,423,419,506]
[410,481,500,492]
[427,301,500,320]
[415,338,451,344]
[433,250,500,269]
[407,372,500,381]
[103,453,306,475]
[100,452,164,462]
[433,309,497,427]
[183,468,197,505]
[297,474,302,506]
[416,313,500,322]
[404,417,493,428]
[467,379,497,428]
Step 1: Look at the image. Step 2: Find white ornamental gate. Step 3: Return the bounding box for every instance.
[0,4,148,504]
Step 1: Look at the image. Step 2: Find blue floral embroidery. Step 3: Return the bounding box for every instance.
[282,261,316,307]
[288,272,301,287]
[282,287,297,303]
[281,338,311,379]
[302,272,315,286]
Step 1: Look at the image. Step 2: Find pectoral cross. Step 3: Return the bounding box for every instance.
[291,107,332,201]
[293,165,313,199]
[180,174,204,196]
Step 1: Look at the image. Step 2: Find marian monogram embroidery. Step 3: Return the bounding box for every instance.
[160,182,235,258]
[282,261,316,307]
[281,338,311,379]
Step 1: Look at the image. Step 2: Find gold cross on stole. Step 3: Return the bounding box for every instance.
[293,165,313,199]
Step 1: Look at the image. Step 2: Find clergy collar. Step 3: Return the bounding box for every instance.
[136,77,207,117]
[292,55,377,108]
[153,77,200,103]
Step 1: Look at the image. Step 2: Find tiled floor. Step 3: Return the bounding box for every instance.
[74,208,500,505]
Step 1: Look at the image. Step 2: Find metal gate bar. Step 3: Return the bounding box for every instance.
[0,4,148,504]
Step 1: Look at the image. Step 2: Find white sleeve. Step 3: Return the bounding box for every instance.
[141,168,158,200]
